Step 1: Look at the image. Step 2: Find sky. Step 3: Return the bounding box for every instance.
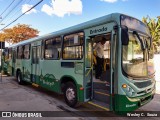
[0,0,160,36]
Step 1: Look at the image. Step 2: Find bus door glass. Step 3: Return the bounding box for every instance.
[12,49,16,76]
[84,37,93,100]
[31,46,41,84]
[6,48,12,75]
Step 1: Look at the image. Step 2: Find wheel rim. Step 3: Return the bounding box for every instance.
[66,88,75,101]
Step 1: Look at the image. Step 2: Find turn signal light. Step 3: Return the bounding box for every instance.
[122,84,127,88]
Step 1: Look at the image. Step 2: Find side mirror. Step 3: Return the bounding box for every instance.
[121,26,129,45]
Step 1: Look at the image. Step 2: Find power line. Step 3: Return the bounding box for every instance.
[4,0,31,24]
[0,0,25,24]
[0,0,16,17]
[0,0,43,31]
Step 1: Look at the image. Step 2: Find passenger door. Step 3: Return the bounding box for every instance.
[12,49,16,76]
[84,36,93,101]
[31,46,41,84]
[84,23,116,111]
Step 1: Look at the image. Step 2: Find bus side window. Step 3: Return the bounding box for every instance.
[41,41,44,59]
[4,48,9,62]
[24,44,30,59]
[13,50,16,63]
[17,46,23,59]
[63,32,84,59]
[44,37,61,59]
[8,48,12,60]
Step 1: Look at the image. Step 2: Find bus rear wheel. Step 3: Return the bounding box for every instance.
[17,71,24,85]
[64,82,77,107]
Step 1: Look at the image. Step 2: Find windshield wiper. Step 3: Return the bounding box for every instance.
[133,31,145,50]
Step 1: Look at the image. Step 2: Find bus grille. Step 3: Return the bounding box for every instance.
[134,81,152,88]
[140,95,152,104]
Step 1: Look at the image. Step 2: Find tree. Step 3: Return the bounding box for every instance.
[0,24,39,44]
[142,16,160,52]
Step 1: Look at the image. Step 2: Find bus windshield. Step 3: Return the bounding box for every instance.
[121,15,150,35]
[122,32,155,78]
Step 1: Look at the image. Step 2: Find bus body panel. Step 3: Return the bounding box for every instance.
[22,59,32,82]
[39,60,84,93]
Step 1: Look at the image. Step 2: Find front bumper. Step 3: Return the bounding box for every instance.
[114,88,155,112]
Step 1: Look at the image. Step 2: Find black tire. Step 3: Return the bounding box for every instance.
[17,71,24,85]
[63,82,78,108]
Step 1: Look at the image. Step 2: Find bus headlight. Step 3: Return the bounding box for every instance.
[122,84,135,97]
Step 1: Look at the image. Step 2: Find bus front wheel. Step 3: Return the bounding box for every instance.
[64,82,78,107]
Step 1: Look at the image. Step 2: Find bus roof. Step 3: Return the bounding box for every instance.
[8,13,122,48]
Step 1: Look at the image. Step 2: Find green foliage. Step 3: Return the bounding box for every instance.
[0,24,39,44]
[142,16,160,52]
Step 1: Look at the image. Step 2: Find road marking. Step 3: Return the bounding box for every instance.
[88,101,109,111]
[94,91,110,96]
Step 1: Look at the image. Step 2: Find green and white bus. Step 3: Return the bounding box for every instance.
[3,13,155,112]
